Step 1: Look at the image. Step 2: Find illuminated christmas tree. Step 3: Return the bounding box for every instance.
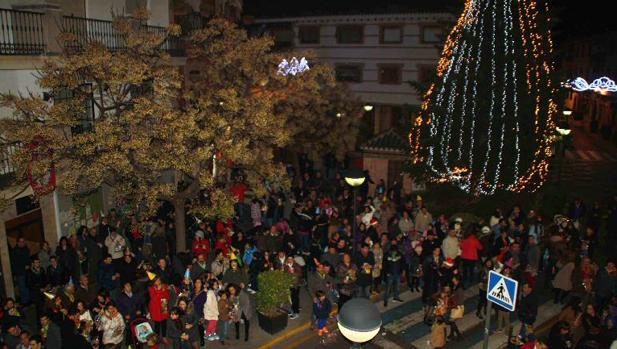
[410,0,558,195]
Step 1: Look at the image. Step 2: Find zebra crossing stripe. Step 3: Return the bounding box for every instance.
[604,153,617,161]
[576,150,592,161]
[586,151,602,161]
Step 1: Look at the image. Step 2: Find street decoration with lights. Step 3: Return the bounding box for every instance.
[277,57,310,76]
[409,0,557,196]
[565,76,617,93]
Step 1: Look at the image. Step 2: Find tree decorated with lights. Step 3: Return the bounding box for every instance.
[0,13,360,250]
[409,0,558,195]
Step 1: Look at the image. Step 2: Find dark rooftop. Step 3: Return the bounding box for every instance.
[243,0,461,19]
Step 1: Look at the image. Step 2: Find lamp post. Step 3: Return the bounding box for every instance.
[344,168,366,257]
[337,298,382,348]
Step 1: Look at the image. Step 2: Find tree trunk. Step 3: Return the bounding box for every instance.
[174,201,187,252]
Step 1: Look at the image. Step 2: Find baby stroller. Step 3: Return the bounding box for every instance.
[130,317,154,348]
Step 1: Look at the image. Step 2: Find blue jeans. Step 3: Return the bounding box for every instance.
[384,274,400,303]
[219,320,229,340]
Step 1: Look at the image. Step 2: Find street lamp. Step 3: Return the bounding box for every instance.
[344,168,366,256]
[556,126,571,136]
[363,104,374,112]
[337,298,382,348]
[562,110,572,117]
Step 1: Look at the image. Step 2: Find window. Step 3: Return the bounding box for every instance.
[421,26,442,43]
[271,28,294,48]
[378,64,402,85]
[380,26,402,44]
[298,26,320,44]
[54,85,95,134]
[336,25,363,44]
[335,64,363,83]
[417,65,436,84]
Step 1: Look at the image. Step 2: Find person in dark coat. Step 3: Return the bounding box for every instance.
[75,275,98,305]
[383,243,404,307]
[26,256,47,313]
[116,281,144,322]
[55,237,80,284]
[97,255,119,292]
[118,252,138,286]
[83,227,104,282]
[517,283,538,342]
[47,255,67,288]
[39,313,62,349]
[10,237,31,304]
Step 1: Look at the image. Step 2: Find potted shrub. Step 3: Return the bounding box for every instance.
[256,270,294,335]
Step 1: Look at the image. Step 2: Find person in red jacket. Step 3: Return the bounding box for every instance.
[214,234,230,257]
[460,231,484,287]
[148,276,171,337]
[192,231,211,260]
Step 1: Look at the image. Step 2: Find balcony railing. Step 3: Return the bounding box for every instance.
[0,141,20,177]
[0,8,45,55]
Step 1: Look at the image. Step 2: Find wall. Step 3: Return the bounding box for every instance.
[148,0,169,26]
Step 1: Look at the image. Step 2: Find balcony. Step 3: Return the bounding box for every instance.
[1,9,204,56]
[0,8,45,55]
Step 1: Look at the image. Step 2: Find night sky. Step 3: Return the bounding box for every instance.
[243,0,617,40]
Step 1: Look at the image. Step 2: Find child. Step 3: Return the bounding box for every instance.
[431,316,447,349]
[313,290,332,336]
[203,280,220,341]
[218,290,230,344]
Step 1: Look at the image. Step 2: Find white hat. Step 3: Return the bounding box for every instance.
[454,217,463,223]
[481,226,491,234]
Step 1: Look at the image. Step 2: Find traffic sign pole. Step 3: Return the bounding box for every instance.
[482,300,492,349]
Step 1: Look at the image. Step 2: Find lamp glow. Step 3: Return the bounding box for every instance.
[363,104,374,112]
[562,110,572,116]
[556,127,571,136]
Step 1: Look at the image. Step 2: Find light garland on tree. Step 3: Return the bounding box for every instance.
[410,0,557,195]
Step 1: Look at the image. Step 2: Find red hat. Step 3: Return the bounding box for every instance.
[444,258,455,267]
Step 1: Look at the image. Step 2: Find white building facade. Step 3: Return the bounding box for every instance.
[254,12,452,134]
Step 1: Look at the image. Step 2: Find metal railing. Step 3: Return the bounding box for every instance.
[0,141,20,176]
[62,15,182,54]
[0,8,45,55]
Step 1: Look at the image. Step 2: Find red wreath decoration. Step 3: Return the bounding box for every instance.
[27,137,56,196]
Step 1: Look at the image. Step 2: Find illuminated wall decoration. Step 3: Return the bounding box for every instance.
[277,57,310,76]
[409,0,557,195]
[565,77,617,93]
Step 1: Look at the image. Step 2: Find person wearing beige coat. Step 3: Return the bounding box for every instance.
[552,260,575,304]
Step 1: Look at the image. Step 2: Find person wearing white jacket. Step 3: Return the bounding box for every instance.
[98,303,125,348]
[203,279,220,341]
[442,230,461,260]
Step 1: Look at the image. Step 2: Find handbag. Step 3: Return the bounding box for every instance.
[450,305,465,320]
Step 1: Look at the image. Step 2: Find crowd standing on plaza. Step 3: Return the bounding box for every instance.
[1,156,617,349]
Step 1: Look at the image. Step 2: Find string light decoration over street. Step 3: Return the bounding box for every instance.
[277,57,310,76]
[565,76,617,93]
[409,0,557,196]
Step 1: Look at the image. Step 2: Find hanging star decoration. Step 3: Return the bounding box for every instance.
[277,57,310,76]
[566,77,617,93]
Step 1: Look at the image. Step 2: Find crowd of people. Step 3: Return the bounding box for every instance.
[1,156,617,349]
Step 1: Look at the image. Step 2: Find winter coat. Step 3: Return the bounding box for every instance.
[203,290,219,320]
[117,291,145,320]
[222,268,248,287]
[192,237,210,260]
[441,236,460,260]
[398,218,414,235]
[148,285,171,322]
[552,261,575,291]
[239,290,253,321]
[460,235,483,261]
[313,299,332,320]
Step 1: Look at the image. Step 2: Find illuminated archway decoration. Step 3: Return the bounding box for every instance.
[409,0,557,196]
[277,57,310,76]
[566,77,617,93]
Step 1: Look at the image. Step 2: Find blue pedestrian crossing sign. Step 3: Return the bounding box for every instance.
[486,270,519,312]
